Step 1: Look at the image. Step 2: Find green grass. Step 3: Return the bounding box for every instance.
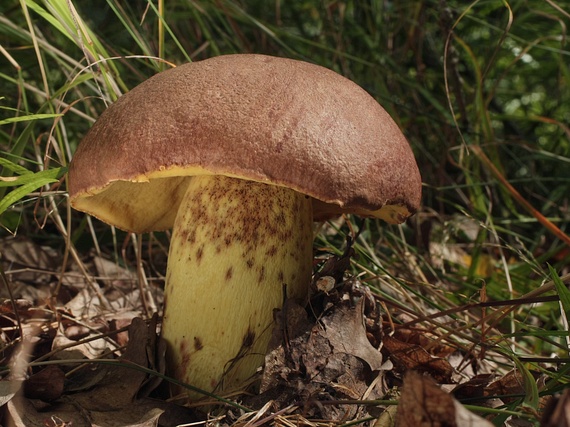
[1,0,569,425]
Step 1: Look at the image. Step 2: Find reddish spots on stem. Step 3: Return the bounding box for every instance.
[194,336,203,351]
[258,266,266,282]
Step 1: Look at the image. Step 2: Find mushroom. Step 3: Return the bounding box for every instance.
[68,54,421,398]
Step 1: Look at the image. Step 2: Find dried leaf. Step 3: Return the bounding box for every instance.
[64,287,105,320]
[395,371,493,427]
[71,316,157,410]
[7,395,166,427]
[0,380,21,407]
[23,365,65,401]
[259,296,386,420]
[93,256,136,293]
[393,328,456,359]
[91,407,163,427]
[541,389,570,427]
[485,369,530,403]
[373,405,398,427]
[322,298,384,371]
[0,237,59,279]
[383,335,453,383]
[452,400,494,427]
[5,316,183,427]
[453,374,495,402]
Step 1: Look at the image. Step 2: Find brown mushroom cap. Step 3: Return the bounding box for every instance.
[68,54,421,232]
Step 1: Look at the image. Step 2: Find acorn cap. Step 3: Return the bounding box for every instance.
[68,54,421,233]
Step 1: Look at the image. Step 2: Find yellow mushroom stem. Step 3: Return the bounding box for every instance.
[162,174,313,397]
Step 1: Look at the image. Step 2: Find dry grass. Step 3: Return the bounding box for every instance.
[1,0,569,425]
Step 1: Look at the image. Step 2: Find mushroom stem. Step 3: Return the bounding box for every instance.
[162,175,313,397]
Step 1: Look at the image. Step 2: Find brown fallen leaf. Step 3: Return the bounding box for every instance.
[258,294,387,421]
[484,368,533,403]
[6,395,165,427]
[392,328,456,359]
[395,371,493,427]
[5,316,193,427]
[0,380,21,408]
[0,236,60,286]
[70,316,159,410]
[322,298,384,371]
[452,374,495,402]
[383,335,453,383]
[23,365,65,401]
[541,389,570,427]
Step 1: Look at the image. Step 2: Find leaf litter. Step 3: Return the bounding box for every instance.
[0,234,564,426]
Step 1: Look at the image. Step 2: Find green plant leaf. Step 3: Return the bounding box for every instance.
[0,158,33,176]
[550,265,570,328]
[0,113,63,126]
[510,354,539,410]
[0,167,65,216]
[0,167,59,187]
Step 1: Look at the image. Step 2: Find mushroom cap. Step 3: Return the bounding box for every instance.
[68,54,421,233]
